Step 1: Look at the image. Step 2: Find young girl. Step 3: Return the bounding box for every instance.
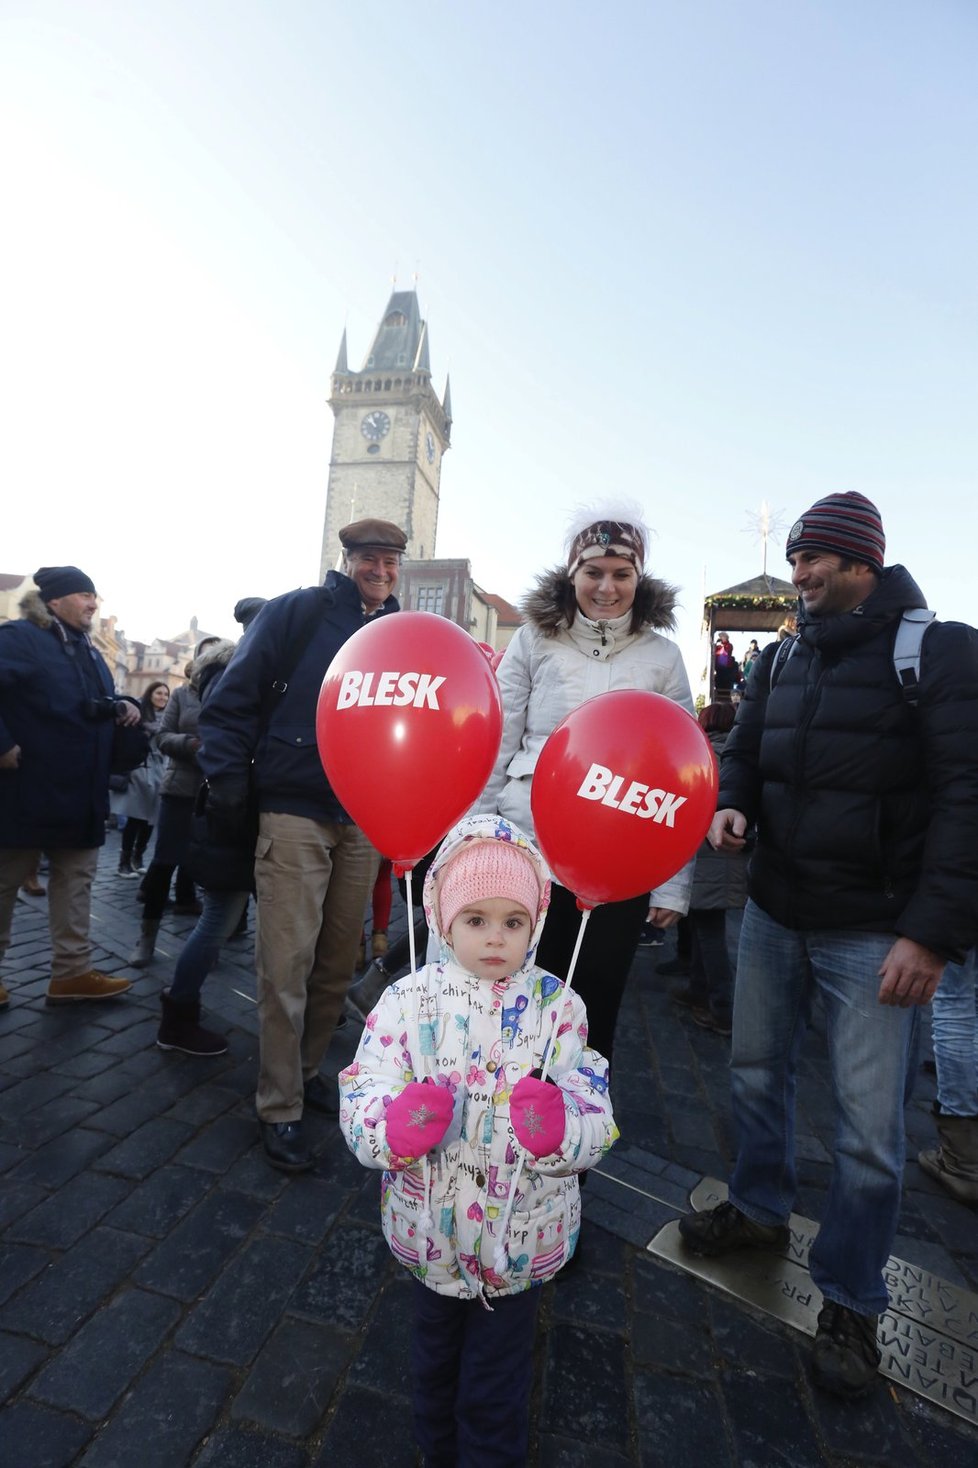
[339,814,618,1466]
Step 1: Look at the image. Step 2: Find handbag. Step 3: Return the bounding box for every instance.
[110,720,150,776]
[185,780,257,893]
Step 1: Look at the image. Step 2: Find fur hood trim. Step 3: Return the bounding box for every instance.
[18,589,56,629]
[190,638,237,689]
[520,566,681,636]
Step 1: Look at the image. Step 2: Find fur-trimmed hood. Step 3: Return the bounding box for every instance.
[189,639,237,691]
[18,589,57,630]
[521,566,680,637]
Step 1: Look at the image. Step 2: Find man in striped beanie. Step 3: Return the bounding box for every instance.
[679,491,978,1401]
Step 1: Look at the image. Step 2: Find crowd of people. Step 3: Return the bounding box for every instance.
[2,491,977,1459]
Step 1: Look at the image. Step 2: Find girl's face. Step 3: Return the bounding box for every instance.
[151,685,170,710]
[447,898,532,982]
[572,555,638,620]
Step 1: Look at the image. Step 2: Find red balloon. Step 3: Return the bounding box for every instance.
[530,690,718,908]
[316,611,503,866]
[475,641,496,664]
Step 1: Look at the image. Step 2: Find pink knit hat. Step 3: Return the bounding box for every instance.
[438,840,542,934]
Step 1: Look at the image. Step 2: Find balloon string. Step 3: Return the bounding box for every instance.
[404,866,426,1083]
[539,906,590,1085]
[406,867,418,976]
[495,905,592,1274]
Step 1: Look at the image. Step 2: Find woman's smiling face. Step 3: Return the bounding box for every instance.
[572,555,639,620]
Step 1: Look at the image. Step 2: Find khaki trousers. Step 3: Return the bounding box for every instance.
[254,812,380,1122]
[0,846,101,982]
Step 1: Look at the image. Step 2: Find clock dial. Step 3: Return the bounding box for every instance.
[361,410,391,441]
[425,430,436,464]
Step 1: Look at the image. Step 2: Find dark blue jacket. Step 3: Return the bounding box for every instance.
[0,593,117,849]
[719,565,978,959]
[197,572,399,824]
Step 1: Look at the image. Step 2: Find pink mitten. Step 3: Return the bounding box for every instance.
[510,1076,566,1157]
[385,1081,454,1159]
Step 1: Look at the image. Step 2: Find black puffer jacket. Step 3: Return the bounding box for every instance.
[719,565,978,960]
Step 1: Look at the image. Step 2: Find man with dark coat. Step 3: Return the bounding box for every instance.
[0,566,140,1008]
[199,520,406,1171]
[678,493,978,1399]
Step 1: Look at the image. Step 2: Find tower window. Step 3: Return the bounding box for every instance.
[415,585,445,615]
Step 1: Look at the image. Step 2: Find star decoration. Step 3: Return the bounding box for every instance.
[521,1104,544,1136]
[408,1104,436,1129]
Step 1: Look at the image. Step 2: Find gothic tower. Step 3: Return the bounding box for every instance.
[319,289,452,580]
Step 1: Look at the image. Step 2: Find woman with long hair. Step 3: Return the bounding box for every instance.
[118,681,169,877]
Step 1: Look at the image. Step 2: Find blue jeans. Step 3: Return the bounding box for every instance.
[729,900,918,1316]
[168,890,249,1004]
[931,950,978,1116]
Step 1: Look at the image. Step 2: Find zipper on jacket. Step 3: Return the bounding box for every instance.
[782,652,825,927]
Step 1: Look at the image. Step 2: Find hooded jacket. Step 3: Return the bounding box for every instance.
[719,565,978,957]
[339,815,619,1300]
[156,640,237,801]
[0,590,119,848]
[476,567,696,913]
[198,572,398,824]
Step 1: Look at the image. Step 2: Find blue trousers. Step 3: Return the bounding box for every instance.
[411,1279,540,1468]
[931,950,978,1116]
[169,890,249,1004]
[729,900,918,1316]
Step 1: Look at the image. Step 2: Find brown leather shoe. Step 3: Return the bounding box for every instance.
[20,878,46,897]
[0,981,9,1009]
[46,970,133,1005]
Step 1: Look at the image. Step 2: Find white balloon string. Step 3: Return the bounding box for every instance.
[539,905,591,1085]
[494,905,592,1274]
[406,867,418,975]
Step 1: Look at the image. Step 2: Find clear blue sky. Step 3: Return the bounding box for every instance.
[3,1,975,684]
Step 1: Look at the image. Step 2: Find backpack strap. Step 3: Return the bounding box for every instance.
[893,608,936,706]
[258,587,331,728]
[769,635,798,693]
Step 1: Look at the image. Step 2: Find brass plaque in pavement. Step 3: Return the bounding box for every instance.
[648,1178,978,1427]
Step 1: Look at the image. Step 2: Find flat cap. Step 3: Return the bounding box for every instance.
[339,519,407,553]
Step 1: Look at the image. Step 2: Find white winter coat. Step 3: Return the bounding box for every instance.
[477,594,696,914]
[338,816,619,1300]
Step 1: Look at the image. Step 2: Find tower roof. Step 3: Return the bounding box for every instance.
[364,290,427,371]
[334,327,349,374]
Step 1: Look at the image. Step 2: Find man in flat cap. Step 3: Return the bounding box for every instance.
[199,519,407,1170]
[0,567,140,1009]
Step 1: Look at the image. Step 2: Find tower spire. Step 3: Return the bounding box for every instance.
[334,328,349,374]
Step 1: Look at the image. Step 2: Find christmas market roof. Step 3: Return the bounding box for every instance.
[704,573,796,609]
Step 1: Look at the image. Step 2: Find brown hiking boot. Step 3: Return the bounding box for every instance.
[46,970,132,1005]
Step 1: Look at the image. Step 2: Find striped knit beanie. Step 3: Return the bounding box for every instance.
[785,492,885,572]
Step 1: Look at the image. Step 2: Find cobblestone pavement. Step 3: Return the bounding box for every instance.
[1,835,976,1466]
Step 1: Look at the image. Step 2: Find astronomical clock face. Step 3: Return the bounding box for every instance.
[361,410,391,441]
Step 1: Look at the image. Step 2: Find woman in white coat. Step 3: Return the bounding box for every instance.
[478,504,695,1066]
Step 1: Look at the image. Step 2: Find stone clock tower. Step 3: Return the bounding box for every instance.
[318,289,452,580]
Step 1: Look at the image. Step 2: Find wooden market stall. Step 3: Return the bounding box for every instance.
[703,573,797,701]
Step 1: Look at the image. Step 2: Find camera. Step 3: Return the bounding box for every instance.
[83,695,118,722]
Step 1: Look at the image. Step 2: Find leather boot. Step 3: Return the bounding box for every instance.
[346,959,392,1022]
[128,920,160,968]
[919,1113,978,1206]
[157,991,228,1056]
